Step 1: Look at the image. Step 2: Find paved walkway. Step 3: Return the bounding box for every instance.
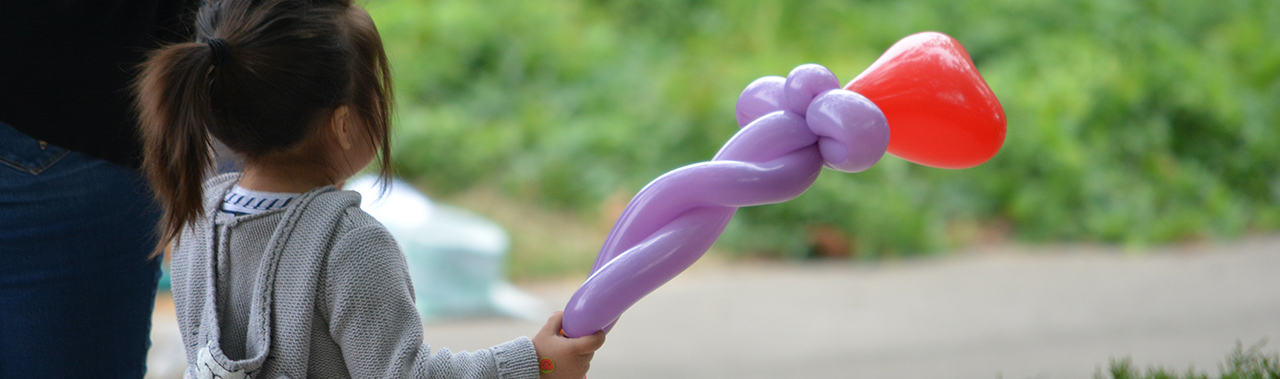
[148,236,1280,378]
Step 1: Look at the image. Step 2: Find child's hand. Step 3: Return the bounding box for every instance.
[532,311,606,379]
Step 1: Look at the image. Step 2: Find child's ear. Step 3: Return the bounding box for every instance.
[329,106,354,150]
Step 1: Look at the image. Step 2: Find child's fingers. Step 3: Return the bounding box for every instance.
[568,329,607,353]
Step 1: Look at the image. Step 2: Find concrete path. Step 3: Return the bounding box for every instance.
[148,236,1280,378]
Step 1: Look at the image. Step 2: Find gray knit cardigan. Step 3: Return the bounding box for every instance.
[171,174,540,378]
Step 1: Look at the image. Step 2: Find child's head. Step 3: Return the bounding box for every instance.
[135,0,393,252]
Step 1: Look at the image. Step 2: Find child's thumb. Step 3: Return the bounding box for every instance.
[541,311,565,336]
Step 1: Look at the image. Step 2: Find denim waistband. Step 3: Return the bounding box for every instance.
[0,121,70,175]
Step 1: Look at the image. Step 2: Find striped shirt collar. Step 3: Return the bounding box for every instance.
[221,185,301,217]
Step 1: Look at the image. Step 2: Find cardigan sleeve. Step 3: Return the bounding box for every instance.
[323,222,541,379]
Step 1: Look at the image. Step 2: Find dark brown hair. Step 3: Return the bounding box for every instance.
[135,0,393,256]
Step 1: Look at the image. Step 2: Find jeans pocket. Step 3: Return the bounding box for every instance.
[0,122,71,175]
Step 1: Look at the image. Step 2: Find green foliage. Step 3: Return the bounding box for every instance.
[1095,341,1280,379]
[369,0,1280,259]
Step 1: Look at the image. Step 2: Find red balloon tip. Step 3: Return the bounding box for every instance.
[846,32,1006,169]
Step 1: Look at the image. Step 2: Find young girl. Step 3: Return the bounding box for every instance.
[134,0,605,377]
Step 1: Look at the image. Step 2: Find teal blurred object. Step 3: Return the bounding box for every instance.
[346,175,546,322]
[156,176,546,322]
[158,263,171,291]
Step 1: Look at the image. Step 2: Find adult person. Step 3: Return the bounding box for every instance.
[0,1,196,376]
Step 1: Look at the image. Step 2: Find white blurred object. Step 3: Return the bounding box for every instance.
[346,175,545,322]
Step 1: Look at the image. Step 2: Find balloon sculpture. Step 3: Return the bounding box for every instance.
[561,32,1007,337]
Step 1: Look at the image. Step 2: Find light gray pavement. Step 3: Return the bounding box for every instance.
[148,236,1280,379]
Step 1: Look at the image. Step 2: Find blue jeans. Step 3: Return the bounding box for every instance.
[0,121,162,377]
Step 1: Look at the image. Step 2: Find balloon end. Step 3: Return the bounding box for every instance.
[846,32,1005,170]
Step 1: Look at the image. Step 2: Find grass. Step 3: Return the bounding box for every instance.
[1096,341,1280,379]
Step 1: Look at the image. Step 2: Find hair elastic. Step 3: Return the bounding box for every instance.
[206,38,231,66]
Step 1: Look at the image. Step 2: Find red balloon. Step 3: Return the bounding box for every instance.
[846,32,1006,169]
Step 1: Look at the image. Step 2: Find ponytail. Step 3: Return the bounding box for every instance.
[134,41,220,257]
[134,0,396,257]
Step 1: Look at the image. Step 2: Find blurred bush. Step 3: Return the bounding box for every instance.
[369,0,1280,259]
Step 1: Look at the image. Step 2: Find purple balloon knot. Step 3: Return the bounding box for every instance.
[784,64,841,115]
[739,64,890,172]
[805,89,889,173]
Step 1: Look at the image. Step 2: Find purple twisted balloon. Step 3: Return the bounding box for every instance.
[561,64,890,337]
